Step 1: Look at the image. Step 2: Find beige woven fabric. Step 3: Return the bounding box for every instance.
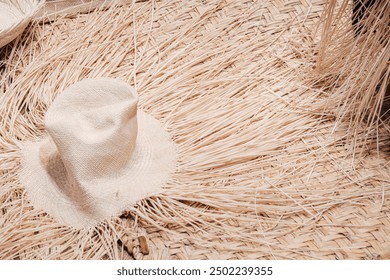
[19,78,177,228]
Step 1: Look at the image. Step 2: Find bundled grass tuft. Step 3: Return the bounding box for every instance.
[313,0,390,150]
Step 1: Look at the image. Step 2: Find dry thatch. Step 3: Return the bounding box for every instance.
[0,0,389,259]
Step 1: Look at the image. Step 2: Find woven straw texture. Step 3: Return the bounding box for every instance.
[0,0,389,260]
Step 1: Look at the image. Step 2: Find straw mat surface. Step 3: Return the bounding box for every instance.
[0,0,389,259]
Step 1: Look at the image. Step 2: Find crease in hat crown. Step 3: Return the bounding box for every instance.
[19,78,177,228]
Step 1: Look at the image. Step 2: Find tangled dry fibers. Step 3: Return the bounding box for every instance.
[0,0,389,259]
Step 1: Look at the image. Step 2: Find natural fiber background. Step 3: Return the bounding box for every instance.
[0,0,389,259]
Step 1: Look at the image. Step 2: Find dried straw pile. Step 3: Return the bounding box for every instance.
[0,0,389,259]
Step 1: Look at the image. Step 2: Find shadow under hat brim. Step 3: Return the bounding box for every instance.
[19,110,177,228]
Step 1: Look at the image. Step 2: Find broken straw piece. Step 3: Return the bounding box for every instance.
[36,0,133,22]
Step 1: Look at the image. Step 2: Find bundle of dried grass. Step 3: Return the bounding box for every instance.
[313,0,390,150]
[1,0,390,260]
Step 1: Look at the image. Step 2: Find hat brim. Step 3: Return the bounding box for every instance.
[19,110,177,228]
[0,1,42,48]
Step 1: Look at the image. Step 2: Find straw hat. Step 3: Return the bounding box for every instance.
[0,0,42,48]
[18,78,177,228]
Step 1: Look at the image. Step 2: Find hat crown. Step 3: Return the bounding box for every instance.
[44,79,138,184]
